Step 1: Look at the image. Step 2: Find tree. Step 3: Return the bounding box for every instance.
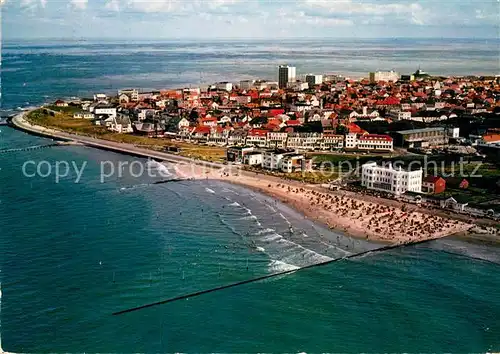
[189,109,199,122]
[336,125,348,135]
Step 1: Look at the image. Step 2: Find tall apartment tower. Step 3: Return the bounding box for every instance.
[278,65,296,89]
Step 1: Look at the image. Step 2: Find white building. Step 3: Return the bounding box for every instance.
[278,65,296,89]
[369,70,400,83]
[287,133,322,151]
[243,152,263,166]
[262,149,292,170]
[345,133,393,151]
[215,82,233,91]
[94,105,117,119]
[305,74,323,87]
[361,162,422,196]
[267,132,288,149]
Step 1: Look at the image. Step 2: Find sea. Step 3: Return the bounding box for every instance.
[0,38,499,353]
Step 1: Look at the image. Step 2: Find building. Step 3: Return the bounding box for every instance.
[305,74,323,87]
[344,133,393,151]
[267,132,288,149]
[73,111,95,119]
[394,127,448,148]
[226,146,255,163]
[361,162,423,196]
[278,65,296,89]
[93,104,117,119]
[262,149,294,170]
[118,89,139,102]
[422,176,446,194]
[280,153,312,173]
[243,152,263,166]
[215,82,233,91]
[239,80,255,90]
[369,70,400,83]
[356,134,394,151]
[286,81,309,91]
[287,133,322,151]
[54,100,68,107]
[321,133,344,150]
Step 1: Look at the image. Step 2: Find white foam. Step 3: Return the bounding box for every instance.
[228,202,240,207]
[239,215,258,221]
[205,188,216,194]
[256,228,275,235]
[256,247,266,253]
[268,260,300,273]
[261,233,283,242]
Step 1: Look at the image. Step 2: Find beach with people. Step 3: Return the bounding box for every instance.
[173,162,474,245]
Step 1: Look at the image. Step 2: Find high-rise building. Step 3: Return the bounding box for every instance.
[305,74,323,87]
[278,65,296,89]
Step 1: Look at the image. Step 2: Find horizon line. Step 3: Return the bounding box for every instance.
[3,36,499,42]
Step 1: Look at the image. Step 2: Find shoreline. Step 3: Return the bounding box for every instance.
[10,111,484,245]
[172,162,474,244]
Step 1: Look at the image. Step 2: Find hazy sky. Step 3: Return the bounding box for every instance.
[2,0,499,39]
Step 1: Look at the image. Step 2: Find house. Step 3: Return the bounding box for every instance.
[55,100,68,107]
[227,146,255,163]
[133,122,164,137]
[421,176,446,194]
[110,114,133,134]
[246,129,268,148]
[177,117,190,131]
[73,111,95,119]
[118,93,130,104]
[118,89,139,102]
[243,152,263,166]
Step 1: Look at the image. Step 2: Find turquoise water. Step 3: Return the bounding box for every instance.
[1,40,500,352]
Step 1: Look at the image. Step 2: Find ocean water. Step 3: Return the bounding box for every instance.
[1,39,500,352]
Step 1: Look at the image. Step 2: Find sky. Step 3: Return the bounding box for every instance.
[2,0,499,40]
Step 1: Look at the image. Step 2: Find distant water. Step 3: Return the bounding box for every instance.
[1,39,500,352]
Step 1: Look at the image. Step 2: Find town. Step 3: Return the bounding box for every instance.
[33,66,500,217]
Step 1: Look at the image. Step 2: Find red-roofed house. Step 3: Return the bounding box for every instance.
[422,176,446,194]
[246,129,269,147]
[200,117,218,127]
[357,134,393,151]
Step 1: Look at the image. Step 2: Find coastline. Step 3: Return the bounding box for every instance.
[11,111,477,245]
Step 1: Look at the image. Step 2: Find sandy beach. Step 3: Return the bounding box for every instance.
[173,161,474,245]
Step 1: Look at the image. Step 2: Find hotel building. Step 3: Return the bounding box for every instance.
[361,162,423,196]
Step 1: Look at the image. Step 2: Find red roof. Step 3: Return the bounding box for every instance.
[193,126,211,134]
[286,120,301,126]
[248,129,268,137]
[268,109,285,117]
[358,134,393,142]
[347,123,367,134]
[423,176,445,184]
